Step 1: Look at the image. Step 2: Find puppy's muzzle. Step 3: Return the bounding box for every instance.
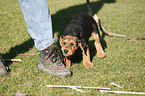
[64,49,68,54]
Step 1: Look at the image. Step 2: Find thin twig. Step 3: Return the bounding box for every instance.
[100,90,145,95]
[69,86,86,93]
[46,85,111,90]
[93,14,145,40]
[19,53,39,55]
[20,50,39,55]
[4,59,22,62]
[31,50,39,55]
[99,20,145,40]
[111,82,123,88]
[46,85,85,93]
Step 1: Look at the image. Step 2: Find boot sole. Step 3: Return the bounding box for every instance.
[38,61,71,78]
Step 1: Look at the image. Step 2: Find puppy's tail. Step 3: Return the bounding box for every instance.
[86,0,93,16]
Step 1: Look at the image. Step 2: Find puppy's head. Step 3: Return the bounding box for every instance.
[60,36,79,57]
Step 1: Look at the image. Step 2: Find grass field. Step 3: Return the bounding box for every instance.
[0,0,145,95]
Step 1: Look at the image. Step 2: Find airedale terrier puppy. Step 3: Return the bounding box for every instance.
[59,13,105,68]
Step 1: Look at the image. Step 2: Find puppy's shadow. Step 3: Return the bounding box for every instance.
[71,37,107,64]
[52,0,116,40]
[53,0,115,64]
[89,38,107,61]
[71,48,83,64]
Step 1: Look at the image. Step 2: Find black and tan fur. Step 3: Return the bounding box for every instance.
[59,0,105,68]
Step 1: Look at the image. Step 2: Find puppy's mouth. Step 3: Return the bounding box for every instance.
[63,53,70,57]
[62,49,72,57]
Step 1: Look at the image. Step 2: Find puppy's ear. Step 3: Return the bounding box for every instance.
[59,35,64,46]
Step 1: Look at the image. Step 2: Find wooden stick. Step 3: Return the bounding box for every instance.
[111,82,123,88]
[100,90,145,95]
[4,59,22,62]
[19,53,39,55]
[69,86,86,93]
[46,85,111,90]
[20,50,39,55]
[75,86,111,90]
[46,85,73,88]
[93,14,145,40]
[99,19,145,40]
[46,85,85,93]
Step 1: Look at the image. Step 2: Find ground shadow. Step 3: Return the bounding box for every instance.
[52,0,116,38]
[1,39,34,71]
[1,0,115,70]
[52,0,115,63]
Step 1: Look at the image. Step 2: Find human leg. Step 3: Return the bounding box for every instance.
[19,0,71,77]
[19,0,55,50]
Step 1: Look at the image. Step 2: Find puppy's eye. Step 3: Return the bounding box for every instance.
[63,42,66,45]
[70,43,74,46]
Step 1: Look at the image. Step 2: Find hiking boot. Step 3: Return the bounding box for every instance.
[38,44,71,78]
[0,55,7,76]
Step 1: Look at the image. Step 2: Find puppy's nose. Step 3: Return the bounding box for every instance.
[64,49,68,54]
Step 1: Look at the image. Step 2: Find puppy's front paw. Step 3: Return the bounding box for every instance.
[66,64,70,68]
[98,52,106,58]
[84,62,94,68]
[65,57,71,69]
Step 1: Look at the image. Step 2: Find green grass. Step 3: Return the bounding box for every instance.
[0,0,145,95]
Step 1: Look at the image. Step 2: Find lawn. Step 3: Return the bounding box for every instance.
[0,0,145,95]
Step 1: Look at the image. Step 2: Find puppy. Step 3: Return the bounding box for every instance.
[59,13,105,68]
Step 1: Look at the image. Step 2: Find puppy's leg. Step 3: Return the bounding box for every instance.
[65,57,71,68]
[92,32,105,58]
[79,43,94,68]
[86,45,91,61]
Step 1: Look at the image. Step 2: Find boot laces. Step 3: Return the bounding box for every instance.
[46,45,64,66]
